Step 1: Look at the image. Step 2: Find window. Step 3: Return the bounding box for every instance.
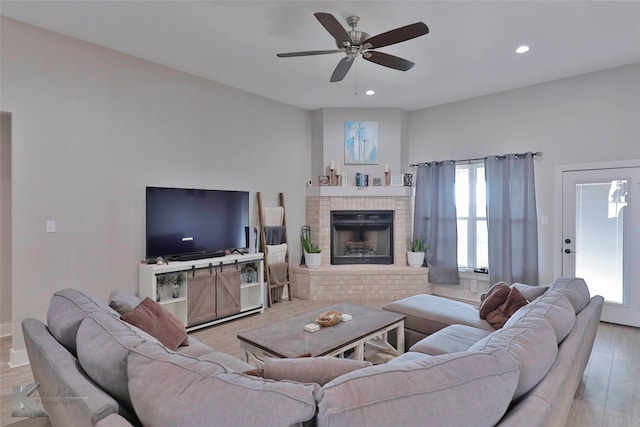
[455,163,488,269]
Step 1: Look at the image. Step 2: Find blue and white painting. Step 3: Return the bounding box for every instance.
[345,121,379,164]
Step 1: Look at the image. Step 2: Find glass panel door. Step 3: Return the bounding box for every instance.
[562,167,640,326]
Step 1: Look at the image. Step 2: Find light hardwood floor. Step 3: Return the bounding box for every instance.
[1,298,638,426]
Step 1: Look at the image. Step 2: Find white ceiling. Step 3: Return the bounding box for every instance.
[3,1,640,111]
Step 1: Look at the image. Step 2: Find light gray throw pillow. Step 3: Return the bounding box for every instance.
[108,289,141,315]
[510,283,549,301]
[263,356,371,385]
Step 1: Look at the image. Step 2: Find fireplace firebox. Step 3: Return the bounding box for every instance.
[330,210,394,265]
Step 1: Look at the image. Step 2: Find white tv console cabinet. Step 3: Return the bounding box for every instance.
[139,253,265,332]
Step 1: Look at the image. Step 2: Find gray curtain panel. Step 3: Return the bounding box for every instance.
[414,162,460,284]
[485,153,539,285]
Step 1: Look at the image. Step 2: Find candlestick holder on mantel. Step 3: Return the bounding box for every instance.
[384,171,390,186]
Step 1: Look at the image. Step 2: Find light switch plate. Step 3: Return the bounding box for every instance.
[46,220,56,233]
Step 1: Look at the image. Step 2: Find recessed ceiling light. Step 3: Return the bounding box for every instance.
[515,45,530,54]
[365,90,375,96]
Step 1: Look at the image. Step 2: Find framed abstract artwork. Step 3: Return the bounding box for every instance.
[345,121,379,164]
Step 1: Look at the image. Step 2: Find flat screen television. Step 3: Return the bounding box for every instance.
[146,186,249,261]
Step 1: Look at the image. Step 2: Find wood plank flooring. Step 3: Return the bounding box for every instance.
[1,298,638,426]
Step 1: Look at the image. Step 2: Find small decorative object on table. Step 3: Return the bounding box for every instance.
[373,177,382,186]
[319,175,330,186]
[316,310,342,327]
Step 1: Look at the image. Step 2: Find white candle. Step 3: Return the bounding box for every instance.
[330,161,335,170]
[384,163,389,172]
[336,167,340,176]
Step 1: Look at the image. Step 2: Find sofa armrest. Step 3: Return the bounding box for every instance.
[22,318,133,427]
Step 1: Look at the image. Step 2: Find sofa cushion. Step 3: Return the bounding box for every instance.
[504,291,576,343]
[198,350,255,373]
[382,294,494,335]
[120,297,188,350]
[108,289,141,315]
[469,319,558,400]
[47,288,118,355]
[548,277,591,313]
[262,356,371,386]
[317,348,519,427]
[127,341,320,427]
[510,283,549,302]
[410,324,493,355]
[76,311,159,412]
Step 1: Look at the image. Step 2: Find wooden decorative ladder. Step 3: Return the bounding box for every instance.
[257,192,292,307]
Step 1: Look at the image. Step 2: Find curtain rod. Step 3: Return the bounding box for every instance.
[410,151,542,167]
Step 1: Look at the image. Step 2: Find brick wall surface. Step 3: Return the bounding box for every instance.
[294,195,430,301]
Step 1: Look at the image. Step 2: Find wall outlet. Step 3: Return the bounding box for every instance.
[470,279,478,293]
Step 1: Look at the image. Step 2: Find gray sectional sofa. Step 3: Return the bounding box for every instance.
[22,277,602,427]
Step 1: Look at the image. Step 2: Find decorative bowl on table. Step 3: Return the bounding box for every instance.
[315,310,342,327]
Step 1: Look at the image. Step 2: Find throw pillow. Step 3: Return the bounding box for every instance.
[262,357,371,386]
[485,287,529,329]
[479,282,510,319]
[108,289,141,315]
[120,297,188,350]
[510,283,549,302]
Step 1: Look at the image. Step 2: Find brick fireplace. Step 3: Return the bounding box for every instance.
[291,187,432,301]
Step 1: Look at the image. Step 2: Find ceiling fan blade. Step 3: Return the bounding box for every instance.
[277,50,342,58]
[330,57,354,82]
[363,22,429,49]
[363,51,415,71]
[314,12,353,47]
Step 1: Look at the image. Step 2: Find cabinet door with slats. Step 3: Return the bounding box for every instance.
[187,268,216,327]
[216,267,241,318]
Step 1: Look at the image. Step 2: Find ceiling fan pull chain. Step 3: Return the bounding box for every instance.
[354,60,358,96]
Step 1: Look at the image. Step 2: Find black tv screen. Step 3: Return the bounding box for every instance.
[146,187,249,260]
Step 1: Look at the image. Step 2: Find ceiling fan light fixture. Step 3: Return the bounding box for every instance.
[516,45,530,54]
[277,13,429,82]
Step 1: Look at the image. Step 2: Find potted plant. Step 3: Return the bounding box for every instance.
[156,274,169,301]
[301,234,322,269]
[172,273,184,298]
[241,263,258,283]
[407,238,428,268]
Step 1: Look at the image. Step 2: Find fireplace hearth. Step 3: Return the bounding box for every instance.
[330,210,394,265]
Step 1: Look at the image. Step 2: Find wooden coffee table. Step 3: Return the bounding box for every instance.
[237,302,405,365]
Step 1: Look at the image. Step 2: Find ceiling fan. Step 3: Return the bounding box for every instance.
[277,13,429,82]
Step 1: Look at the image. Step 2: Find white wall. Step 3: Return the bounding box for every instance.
[408,62,640,289]
[314,108,407,185]
[1,17,312,355]
[0,112,11,334]
[3,15,639,357]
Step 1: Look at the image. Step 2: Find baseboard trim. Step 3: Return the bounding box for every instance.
[9,348,29,368]
[0,322,12,338]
